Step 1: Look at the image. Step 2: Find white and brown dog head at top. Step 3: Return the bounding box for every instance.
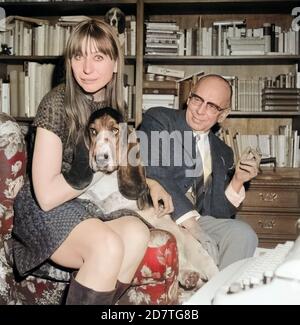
[86,107,150,208]
[104,7,126,47]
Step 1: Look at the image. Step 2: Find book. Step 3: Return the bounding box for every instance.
[147,65,185,79]
[213,20,245,26]
[262,99,300,105]
[263,88,300,94]
[177,71,205,109]
[263,105,299,111]
[58,15,90,22]
[143,80,177,89]
[9,70,18,117]
[143,88,178,95]
[262,94,300,100]
[4,15,49,27]
[1,82,10,115]
[176,70,205,83]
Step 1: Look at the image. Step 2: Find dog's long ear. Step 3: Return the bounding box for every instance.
[117,128,151,210]
[84,120,92,149]
[104,10,111,24]
[117,10,126,34]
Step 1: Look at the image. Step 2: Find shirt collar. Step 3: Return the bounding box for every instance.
[193,130,209,138]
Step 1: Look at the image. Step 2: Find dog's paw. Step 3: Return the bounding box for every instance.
[179,270,203,290]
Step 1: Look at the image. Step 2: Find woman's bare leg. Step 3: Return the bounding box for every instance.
[50,216,150,291]
[106,216,150,283]
[50,218,123,291]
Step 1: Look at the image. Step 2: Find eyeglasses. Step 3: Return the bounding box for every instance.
[189,92,227,114]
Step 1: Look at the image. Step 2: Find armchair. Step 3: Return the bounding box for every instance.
[0,113,179,305]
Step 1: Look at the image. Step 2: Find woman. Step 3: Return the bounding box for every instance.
[12,19,173,305]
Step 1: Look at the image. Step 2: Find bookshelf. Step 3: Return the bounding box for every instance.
[141,0,300,246]
[0,0,139,123]
[0,0,299,246]
[0,1,300,143]
[1,1,299,125]
[141,0,300,167]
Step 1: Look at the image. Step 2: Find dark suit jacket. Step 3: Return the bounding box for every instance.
[139,106,237,221]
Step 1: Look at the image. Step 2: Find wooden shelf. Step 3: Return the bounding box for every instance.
[229,111,300,117]
[144,0,299,14]
[144,55,300,65]
[0,55,136,65]
[1,1,137,16]
[14,116,137,124]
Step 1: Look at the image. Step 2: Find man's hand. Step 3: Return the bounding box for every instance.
[231,147,260,193]
[181,217,219,265]
[146,178,174,217]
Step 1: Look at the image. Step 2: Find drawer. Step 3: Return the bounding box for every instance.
[242,189,300,209]
[237,213,299,236]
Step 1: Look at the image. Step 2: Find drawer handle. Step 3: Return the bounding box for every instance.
[258,219,276,229]
[259,192,278,202]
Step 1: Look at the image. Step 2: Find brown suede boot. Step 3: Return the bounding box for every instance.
[66,273,116,305]
[112,280,131,305]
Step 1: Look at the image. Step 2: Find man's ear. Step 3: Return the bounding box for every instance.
[186,98,190,107]
[217,108,230,123]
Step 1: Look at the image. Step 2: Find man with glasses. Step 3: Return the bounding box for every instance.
[139,74,258,270]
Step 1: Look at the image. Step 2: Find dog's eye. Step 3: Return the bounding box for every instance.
[112,128,119,135]
[89,128,97,136]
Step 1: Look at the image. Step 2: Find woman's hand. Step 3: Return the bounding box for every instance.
[146,178,174,217]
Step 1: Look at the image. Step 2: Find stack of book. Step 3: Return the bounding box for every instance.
[142,65,182,111]
[145,21,181,56]
[227,37,266,55]
[262,88,300,111]
[142,93,178,111]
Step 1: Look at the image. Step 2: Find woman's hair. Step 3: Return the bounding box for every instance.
[64,18,125,144]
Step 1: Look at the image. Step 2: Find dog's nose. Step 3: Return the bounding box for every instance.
[96,152,110,165]
[112,19,116,26]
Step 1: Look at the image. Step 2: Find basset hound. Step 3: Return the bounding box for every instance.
[79,107,219,290]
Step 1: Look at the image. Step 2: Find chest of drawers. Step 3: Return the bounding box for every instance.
[237,168,300,248]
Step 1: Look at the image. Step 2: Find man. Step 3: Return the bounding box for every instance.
[139,74,259,270]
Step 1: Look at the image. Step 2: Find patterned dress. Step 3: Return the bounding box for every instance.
[12,84,107,280]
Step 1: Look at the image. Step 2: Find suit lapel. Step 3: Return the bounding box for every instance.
[173,110,196,168]
[209,132,225,173]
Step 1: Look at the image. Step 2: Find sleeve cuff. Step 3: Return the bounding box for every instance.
[225,182,245,207]
[176,210,201,225]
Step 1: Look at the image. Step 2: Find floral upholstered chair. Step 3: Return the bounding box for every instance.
[0,113,179,305]
[119,229,179,305]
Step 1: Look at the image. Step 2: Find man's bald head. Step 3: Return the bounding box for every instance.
[193,74,232,108]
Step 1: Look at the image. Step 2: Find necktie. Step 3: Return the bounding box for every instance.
[193,134,212,210]
[196,133,212,184]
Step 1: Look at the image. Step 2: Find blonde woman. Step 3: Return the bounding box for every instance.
[12,19,172,305]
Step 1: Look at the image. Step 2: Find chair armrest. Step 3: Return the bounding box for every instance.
[0,113,27,236]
